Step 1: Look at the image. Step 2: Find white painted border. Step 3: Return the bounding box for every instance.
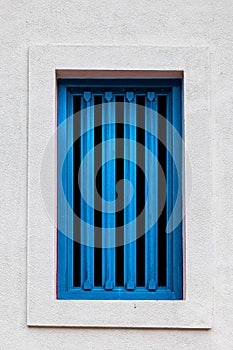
[28,45,212,328]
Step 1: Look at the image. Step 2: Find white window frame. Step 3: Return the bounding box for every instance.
[28,45,213,328]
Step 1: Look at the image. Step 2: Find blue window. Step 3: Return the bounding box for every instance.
[57,78,183,300]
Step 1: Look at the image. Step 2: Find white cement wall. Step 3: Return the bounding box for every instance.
[0,0,233,349]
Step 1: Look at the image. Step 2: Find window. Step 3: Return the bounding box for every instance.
[28,45,212,328]
[57,76,183,300]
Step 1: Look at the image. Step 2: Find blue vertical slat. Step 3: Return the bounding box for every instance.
[172,85,183,299]
[57,83,67,298]
[102,92,115,290]
[67,92,74,289]
[80,91,94,290]
[124,92,136,290]
[166,92,173,289]
[145,92,158,291]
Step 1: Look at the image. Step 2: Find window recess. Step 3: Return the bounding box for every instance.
[57,78,183,300]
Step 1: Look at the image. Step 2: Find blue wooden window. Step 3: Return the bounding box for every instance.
[57,78,183,300]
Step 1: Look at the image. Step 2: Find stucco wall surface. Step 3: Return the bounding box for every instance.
[0,0,233,349]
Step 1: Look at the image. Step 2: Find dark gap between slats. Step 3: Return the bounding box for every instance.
[136,96,145,287]
[73,96,81,287]
[158,95,167,286]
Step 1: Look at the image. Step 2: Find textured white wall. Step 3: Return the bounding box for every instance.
[0,0,232,349]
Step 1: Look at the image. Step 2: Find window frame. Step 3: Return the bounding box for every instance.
[57,77,183,301]
[28,45,212,328]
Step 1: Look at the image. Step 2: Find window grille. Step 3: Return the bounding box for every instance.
[57,78,183,300]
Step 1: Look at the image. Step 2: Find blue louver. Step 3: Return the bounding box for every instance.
[57,78,183,300]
